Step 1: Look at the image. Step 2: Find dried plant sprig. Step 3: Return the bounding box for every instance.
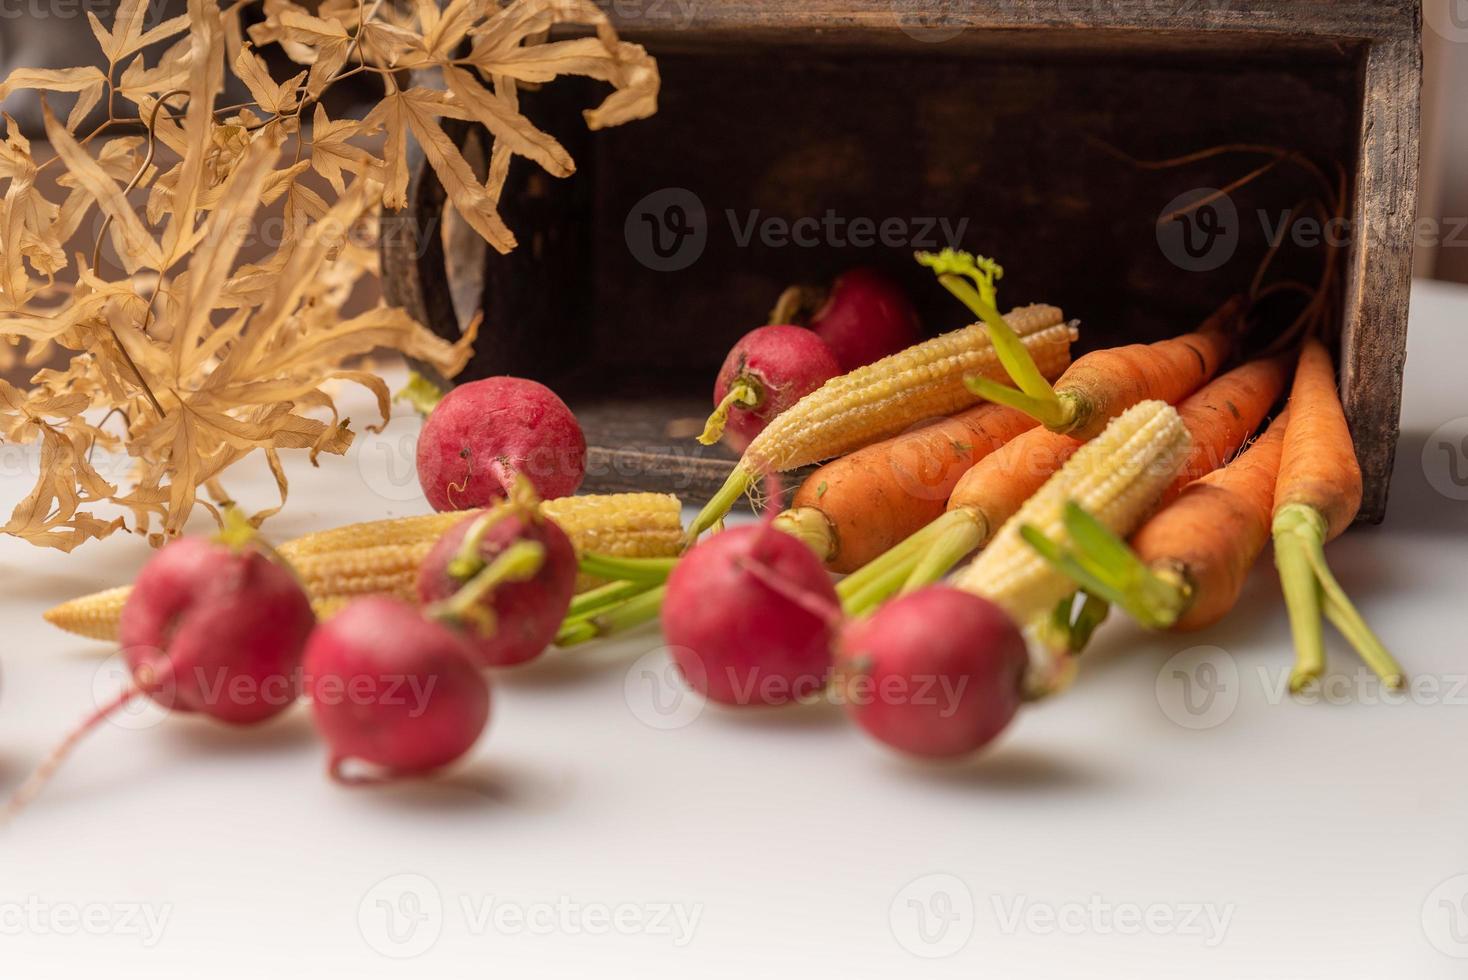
[0,0,660,550]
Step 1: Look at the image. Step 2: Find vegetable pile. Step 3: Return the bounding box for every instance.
[10,147,1402,805]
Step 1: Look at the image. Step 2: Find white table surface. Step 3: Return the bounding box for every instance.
[3,280,1468,978]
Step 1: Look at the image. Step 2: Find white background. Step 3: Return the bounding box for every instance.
[2,280,1467,977]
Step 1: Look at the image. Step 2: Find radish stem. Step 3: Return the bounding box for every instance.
[2,659,175,825]
[432,540,545,628]
[698,380,761,446]
[577,553,676,584]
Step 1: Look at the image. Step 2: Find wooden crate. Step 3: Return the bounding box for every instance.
[382,0,1420,521]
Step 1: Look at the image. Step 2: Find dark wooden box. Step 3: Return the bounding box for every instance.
[382,0,1420,521]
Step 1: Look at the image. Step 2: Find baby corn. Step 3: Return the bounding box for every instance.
[688,307,1077,541]
[44,493,684,642]
[954,400,1191,629]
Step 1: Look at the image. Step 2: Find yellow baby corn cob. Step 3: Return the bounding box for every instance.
[953,400,1191,629]
[687,307,1077,541]
[44,493,684,642]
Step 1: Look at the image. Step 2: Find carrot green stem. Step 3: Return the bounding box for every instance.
[698,380,761,446]
[686,466,753,546]
[1021,502,1187,631]
[578,553,677,584]
[916,248,1073,431]
[898,509,985,595]
[433,540,545,627]
[396,370,446,416]
[1272,502,1405,692]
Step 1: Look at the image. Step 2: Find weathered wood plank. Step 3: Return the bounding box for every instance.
[604,0,1418,42]
[1340,29,1422,522]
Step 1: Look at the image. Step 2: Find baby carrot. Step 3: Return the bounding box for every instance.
[1272,339,1402,691]
[922,249,1242,440]
[1023,411,1289,634]
[775,402,1038,572]
[839,348,1277,614]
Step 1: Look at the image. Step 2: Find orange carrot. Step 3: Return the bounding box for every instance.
[1127,411,1289,630]
[1274,339,1362,540]
[1161,353,1292,503]
[778,403,1037,573]
[1271,339,1401,691]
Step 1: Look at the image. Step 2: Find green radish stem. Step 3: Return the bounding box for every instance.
[1272,502,1404,692]
[431,540,546,628]
[698,380,761,446]
[557,585,667,647]
[577,553,677,584]
[396,370,446,416]
[567,580,648,619]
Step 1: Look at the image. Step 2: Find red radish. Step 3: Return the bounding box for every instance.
[807,268,921,372]
[835,586,1027,759]
[417,376,587,511]
[661,523,839,707]
[417,505,577,668]
[3,522,315,820]
[699,324,841,452]
[305,596,490,779]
